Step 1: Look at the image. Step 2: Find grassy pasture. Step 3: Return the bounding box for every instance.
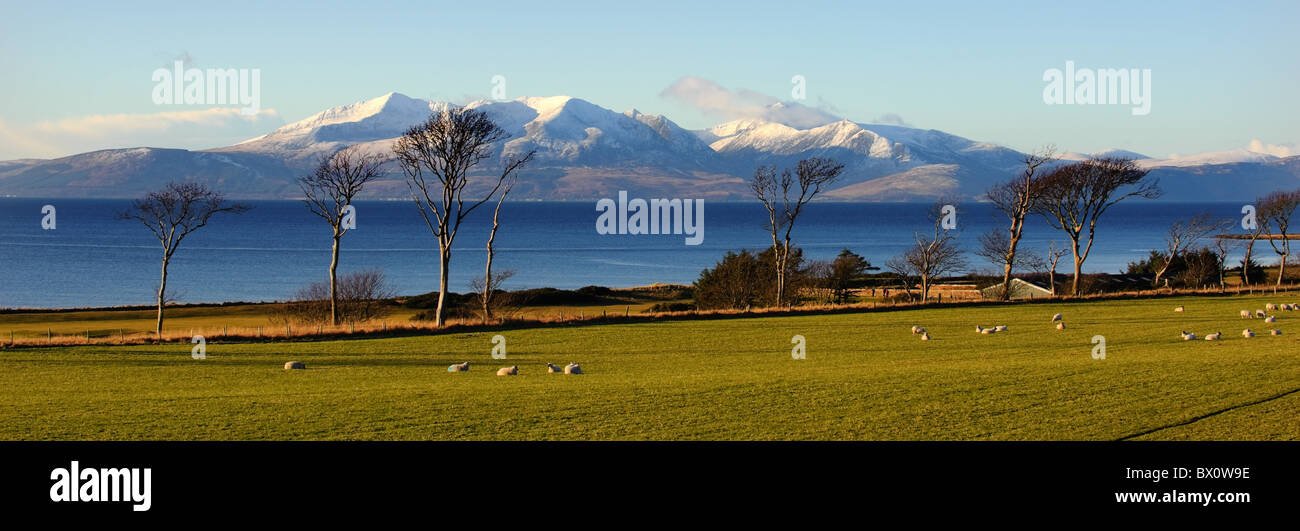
[1,293,1298,440]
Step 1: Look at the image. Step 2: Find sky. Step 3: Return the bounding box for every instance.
[0,0,1297,160]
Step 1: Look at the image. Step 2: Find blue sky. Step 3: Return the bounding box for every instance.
[1,0,1296,159]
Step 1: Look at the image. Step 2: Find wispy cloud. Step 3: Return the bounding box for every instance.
[659,76,841,129]
[1247,139,1297,158]
[0,108,282,160]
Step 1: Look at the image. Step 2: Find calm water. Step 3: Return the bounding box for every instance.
[0,198,1251,309]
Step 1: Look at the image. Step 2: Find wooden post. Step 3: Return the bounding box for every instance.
[47,328,51,342]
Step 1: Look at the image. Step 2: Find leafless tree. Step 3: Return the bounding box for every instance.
[1211,235,1236,291]
[470,269,517,323]
[751,157,845,307]
[119,182,250,338]
[984,146,1056,300]
[480,153,533,323]
[299,146,388,326]
[1032,157,1160,295]
[1258,189,1300,288]
[886,201,966,301]
[1240,199,1269,286]
[392,107,533,326]
[1046,241,1067,296]
[1153,212,1227,288]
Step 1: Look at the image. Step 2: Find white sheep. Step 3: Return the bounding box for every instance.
[1051,313,1063,322]
[1241,310,1252,319]
[911,325,926,335]
[1174,306,1184,312]
[1056,322,1066,330]
[546,363,564,373]
[975,325,985,333]
[1272,329,1283,336]
[497,365,518,376]
[1205,331,1222,341]
[1267,303,1278,311]
[1180,331,1196,341]
[1256,309,1267,318]
[920,332,931,341]
[1265,316,1277,323]
[447,361,470,372]
[980,327,996,334]
[994,325,1008,332]
[1242,329,1255,338]
[564,362,583,375]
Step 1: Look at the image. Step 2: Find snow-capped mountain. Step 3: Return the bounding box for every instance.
[1,92,1296,201]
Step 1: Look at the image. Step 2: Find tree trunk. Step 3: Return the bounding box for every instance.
[483,235,497,325]
[1071,242,1083,296]
[156,257,169,340]
[435,245,450,327]
[1242,240,1255,285]
[329,231,341,327]
[1278,253,1287,288]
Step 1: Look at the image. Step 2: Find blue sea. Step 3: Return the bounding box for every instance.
[0,198,1253,309]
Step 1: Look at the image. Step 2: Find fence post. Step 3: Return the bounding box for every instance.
[48,328,51,342]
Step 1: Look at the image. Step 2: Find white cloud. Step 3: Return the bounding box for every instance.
[0,108,282,160]
[659,76,841,129]
[1247,139,1297,158]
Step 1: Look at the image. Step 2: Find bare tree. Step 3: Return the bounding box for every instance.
[1211,235,1235,291]
[299,146,388,326]
[1046,241,1067,296]
[886,201,966,301]
[120,182,250,338]
[984,146,1056,300]
[1240,199,1269,286]
[1032,157,1160,295]
[470,269,517,324]
[481,152,534,323]
[1153,212,1226,288]
[1259,190,1300,288]
[751,157,845,307]
[393,108,532,326]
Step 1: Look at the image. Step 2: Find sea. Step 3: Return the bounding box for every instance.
[0,198,1254,309]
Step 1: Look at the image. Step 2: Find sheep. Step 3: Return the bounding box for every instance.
[1174,306,1184,312]
[546,363,564,373]
[564,362,583,375]
[994,325,1008,332]
[1051,313,1063,322]
[980,327,996,335]
[1272,329,1283,336]
[1180,331,1196,341]
[1241,310,1252,319]
[496,365,518,376]
[447,361,470,372]
[975,325,985,333]
[1056,322,1066,330]
[911,325,926,335]
[284,361,306,370]
[1243,329,1255,338]
[920,332,931,341]
[1205,331,1222,341]
[1256,309,1267,318]
[1267,303,1278,311]
[1265,316,1277,323]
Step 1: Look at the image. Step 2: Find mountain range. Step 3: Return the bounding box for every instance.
[2,92,1296,201]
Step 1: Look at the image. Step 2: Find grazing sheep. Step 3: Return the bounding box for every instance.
[1205,331,1222,341]
[920,332,931,341]
[994,325,1008,332]
[1180,331,1196,341]
[447,362,470,372]
[1241,310,1252,319]
[1051,313,1063,322]
[1257,309,1267,318]
[911,325,926,335]
[980,327,996,334]
[496,365,518,376]
[1056,322,1066,330]
[284,361,305,370]
[1174,306,1184,312]
[546,363,564,373]
[1243,329,1255,338]
[1272,329,1283,336]
[1267,303,1278,311]
[564,363,583,375]
[1265,316,1277,323]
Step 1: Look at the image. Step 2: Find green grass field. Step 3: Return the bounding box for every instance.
[2,293,1298,440]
